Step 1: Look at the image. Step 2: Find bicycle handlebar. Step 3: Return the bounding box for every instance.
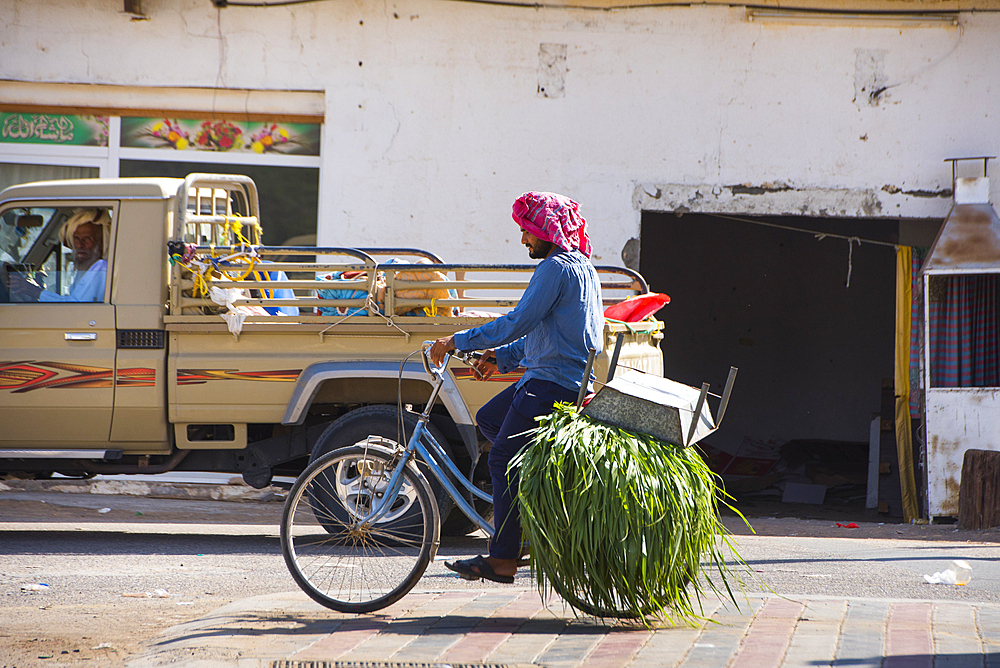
[420,341,483,378]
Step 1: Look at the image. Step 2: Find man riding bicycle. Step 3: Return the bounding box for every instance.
[429,191,603,584]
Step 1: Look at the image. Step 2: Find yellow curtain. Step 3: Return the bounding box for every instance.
[894,246,919,522]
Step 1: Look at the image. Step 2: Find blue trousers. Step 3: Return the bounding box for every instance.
[476,378,578,560]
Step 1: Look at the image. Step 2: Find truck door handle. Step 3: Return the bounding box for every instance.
[65,332,97,341]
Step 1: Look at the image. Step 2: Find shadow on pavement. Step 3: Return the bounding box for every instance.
[0,530,281,555]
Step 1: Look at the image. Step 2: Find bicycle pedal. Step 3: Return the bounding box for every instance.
[458,572,481,582]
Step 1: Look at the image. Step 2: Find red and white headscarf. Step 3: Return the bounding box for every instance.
[511,191,592,259]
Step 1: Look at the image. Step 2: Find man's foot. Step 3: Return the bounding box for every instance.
[445,555,516,584]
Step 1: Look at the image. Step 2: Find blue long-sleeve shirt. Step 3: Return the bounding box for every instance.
[453,249,603,392]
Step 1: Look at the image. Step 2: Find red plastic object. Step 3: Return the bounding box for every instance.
[603,292,670,322]
[836,522,860,529]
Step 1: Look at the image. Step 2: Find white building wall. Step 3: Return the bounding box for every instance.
[2,0,998,264]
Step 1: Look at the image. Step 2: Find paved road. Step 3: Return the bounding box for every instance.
[3,481,1000,667]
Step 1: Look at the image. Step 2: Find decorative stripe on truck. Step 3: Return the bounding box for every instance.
[177,369,301,385]
[450,368,524,382]
[115,368,157,387]
[0,362,155,392]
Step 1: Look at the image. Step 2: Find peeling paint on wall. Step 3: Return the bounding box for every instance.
[633,182,899,218]
[621,237,640,270]
[634,182,956,219]
[728,182,793,195]
[925,388,1000,517]
[538,43,567,99]
[881,184,952,199]
[854,48,889,108]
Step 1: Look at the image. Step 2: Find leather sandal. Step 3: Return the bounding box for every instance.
[445,555,515,584]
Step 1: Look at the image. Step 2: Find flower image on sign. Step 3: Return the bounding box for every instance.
[0,113,110,146]
[247,124,293,154]
[146,119,191,150]
[121,117,319,156]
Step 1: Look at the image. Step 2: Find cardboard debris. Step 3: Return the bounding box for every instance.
[782,482,827,505]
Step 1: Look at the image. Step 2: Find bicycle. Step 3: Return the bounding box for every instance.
[280,341,643,617]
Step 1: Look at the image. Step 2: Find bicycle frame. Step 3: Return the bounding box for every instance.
[353,348,495,536]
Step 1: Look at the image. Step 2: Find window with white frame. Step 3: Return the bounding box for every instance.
[0,111,321,247]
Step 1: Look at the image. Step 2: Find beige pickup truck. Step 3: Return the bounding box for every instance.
[0,173,663,532]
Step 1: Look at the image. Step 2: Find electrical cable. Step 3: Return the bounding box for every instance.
[710,212,899,249]
[708,212,899,288]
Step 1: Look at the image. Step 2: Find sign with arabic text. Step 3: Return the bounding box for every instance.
[0,113,110,146]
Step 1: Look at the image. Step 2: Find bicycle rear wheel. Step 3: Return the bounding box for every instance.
[547,569,690,620]
[281,443,440,613]
[549,579,645,619]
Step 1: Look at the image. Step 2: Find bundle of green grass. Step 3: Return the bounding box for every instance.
[515,402,748,623]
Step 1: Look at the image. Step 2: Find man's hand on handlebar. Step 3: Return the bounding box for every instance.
[429,335,456,367]
[472,351,498,381]
[428,337,497,381]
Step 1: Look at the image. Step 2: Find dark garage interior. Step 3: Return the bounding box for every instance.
[639,212,904,512]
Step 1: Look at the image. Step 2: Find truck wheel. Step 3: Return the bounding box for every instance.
[439,450,493,535]
[300,444,433,548]
[309,405,456,530]
[440,497,494,536]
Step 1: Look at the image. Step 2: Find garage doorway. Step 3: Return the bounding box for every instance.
[639,212,900,468]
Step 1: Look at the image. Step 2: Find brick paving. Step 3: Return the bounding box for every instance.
[885,602,934,668]
[728,597,804,668]
[130,590,1000,667]
[577,628,653,668]
[779,599,847,667]
[836,599,891,667]
[438,591,550,664]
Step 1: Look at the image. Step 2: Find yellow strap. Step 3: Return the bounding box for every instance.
[223,216,258,247]
[224,257,257,282]
[193,272,210,298]
[603,317,639,334]
[250,270,274,299]
[894,245,919,522]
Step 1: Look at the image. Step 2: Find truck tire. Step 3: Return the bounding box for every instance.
[309,405,457,529]
[439,498,493,536]
[439,453,493,536]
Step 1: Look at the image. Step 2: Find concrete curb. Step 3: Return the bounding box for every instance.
[0,477,286,503]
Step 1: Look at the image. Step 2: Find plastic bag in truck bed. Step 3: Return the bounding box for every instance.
[387,257,458,317]
[317,270,384,316]
[317,258,457,317]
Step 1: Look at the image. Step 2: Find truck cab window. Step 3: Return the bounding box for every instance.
[0,206,111,303]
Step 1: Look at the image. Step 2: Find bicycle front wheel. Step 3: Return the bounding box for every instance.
[281,443,440,613]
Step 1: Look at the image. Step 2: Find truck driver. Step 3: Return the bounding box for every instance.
[9,208,110,303]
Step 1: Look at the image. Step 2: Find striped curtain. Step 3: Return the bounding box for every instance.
[909,249,924,417]
[928,273,1000,387]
